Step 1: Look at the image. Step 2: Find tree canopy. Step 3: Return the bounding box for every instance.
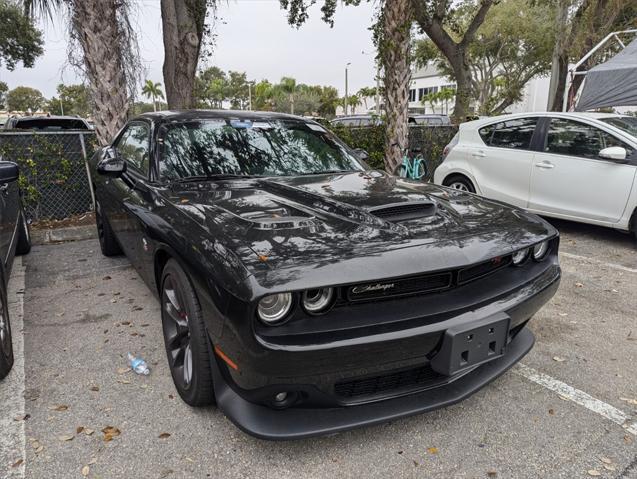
[47,83,92,117]
[6,86,45,112]
[0,0,43,71]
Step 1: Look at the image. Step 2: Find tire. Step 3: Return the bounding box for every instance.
[160,259,215,406]
[0,272,13,381]
[95,201,122,257]
[443,174,476,193]
[15,205,31,256]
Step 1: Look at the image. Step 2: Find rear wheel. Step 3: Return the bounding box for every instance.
[443,174,476,193]
[0,272,13,381]
[161,259,215,406]
[15,204,31,256]
[95,201,122,257]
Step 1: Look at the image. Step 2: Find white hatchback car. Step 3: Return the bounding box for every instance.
[434,112,637,238]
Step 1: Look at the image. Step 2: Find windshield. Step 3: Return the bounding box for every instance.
[600,117,637,137]
[159,119,363,180]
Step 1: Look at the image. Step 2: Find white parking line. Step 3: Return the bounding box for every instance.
[561,251,637,274]
[0,257,26,479]
[515,363,637,436]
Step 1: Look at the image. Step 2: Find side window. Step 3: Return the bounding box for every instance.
[490,118,537,149]
[479,123,497,144]
[116,123,150,174]
[599,130,634,158]
[545,118,606,159]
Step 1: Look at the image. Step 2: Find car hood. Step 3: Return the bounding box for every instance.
[166,171,556,290]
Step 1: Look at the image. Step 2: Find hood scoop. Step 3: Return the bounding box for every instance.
[368,201,437,222]
[239,208,315,230]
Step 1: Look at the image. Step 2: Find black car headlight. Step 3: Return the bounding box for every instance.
[257,293,293,324]
[511,248,529,266]
[532,240,550,261]
[302,288,334,314]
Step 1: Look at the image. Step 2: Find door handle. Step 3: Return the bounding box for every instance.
[472,151,486,158]
[535,162,554,169]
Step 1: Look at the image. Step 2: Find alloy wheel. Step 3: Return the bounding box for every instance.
[449,182,469,191]
[162,275,193,388]
[0,295,8,354]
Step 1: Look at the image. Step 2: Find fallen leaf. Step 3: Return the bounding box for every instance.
[575,282,584,288]
[619,397,637,406]
[117,379,131,384]
[103,276,111,280]
[59,434,74,442]
[11,459,23,468]
[116,367,131,375]
[487,471,497,478]
[158,432,171,439]
[76,426,85,434]
[599,457,612,465]
[84,428,95,436]
[426,447,438,454]
[81,465,90,477]
[35,446,44,453]
[552,356,566,362]
[50,404,69,412]
[88,458,97,465]
[548,409,555,415]
[89,386,99,392]
[625,435,633,444]
[587,470,601,477]
[14,414,30,421]
[603,464,616,472]
[30,440,41,449]
[558,312,568,317]
[102,426,121,442]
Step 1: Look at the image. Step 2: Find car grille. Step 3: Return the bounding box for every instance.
[369,201,437,222]
[346,272,452,302]
[344,254,513,303]
[334,364,445,400]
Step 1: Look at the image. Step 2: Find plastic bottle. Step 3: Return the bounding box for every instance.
[127,352,150,375]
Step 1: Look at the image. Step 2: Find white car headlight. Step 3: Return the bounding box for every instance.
[257,293,293,324]
[532,241,550,261]
[512,248,529,266]
[302,288,334,314]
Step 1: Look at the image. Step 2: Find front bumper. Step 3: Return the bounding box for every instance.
[212,327,535,440]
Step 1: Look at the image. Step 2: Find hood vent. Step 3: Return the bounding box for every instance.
[369,201,437,222]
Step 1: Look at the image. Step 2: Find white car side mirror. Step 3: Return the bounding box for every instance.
[598,146,627,161]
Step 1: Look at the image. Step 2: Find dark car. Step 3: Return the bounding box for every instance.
[331,114,382,127]
[0,162,32,380]
[91,110,560,440]
[4,115,91,131]
[409,114,452,126]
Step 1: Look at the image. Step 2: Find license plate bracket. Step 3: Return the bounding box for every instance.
[430,313,510,376]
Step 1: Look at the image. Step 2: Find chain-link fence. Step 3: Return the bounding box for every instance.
[0,131,97,221]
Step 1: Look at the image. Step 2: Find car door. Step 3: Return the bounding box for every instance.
[109,122,153,270]
[471,117,539,207]
[528,117,637,223]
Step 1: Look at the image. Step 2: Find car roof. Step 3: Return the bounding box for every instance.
[12,115,87,121]
[135,109,308,124]
[460,111,632,129]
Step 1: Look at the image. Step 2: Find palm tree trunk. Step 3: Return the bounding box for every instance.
[380,0,412,173]
[71,0,131,144]
[152,93,157,112]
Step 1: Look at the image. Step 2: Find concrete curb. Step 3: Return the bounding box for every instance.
[31,224,97,245]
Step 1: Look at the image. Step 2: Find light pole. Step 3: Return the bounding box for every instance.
[362,50,381,115]
[344,62,351,116]
[248,82,252,111]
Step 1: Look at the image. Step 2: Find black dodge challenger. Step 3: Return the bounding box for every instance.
[92,110,560,440]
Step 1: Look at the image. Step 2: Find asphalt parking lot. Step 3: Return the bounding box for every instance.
[1,219,636,479]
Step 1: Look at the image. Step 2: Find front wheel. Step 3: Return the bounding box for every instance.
[161,259,215,406]
[443,174,476,193]
[95,201,122,257]
[0,274,13,380]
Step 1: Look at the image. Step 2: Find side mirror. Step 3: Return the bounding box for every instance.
[599,146,627,162]
[0,162,19,183]
[97,148,126,177]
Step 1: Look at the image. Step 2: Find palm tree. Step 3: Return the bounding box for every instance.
[347,94,362,113]
[357,86,377,110]
[379,0,412,173]
[24,0,139,145]
[142,80,165,112]
[438,87,455,115]
[422,91,440,114]
[279,77,297,114]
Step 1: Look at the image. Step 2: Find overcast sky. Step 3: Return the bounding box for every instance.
[0,0,379,99]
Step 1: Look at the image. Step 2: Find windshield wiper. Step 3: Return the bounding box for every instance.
[171,174,259,184]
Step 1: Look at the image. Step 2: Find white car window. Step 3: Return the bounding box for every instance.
[479,118,537,150]
[545,118,634,160]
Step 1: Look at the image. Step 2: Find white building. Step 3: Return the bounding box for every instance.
[408,64,551,115]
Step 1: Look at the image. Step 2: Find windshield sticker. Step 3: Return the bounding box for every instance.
[306,123,326,132]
